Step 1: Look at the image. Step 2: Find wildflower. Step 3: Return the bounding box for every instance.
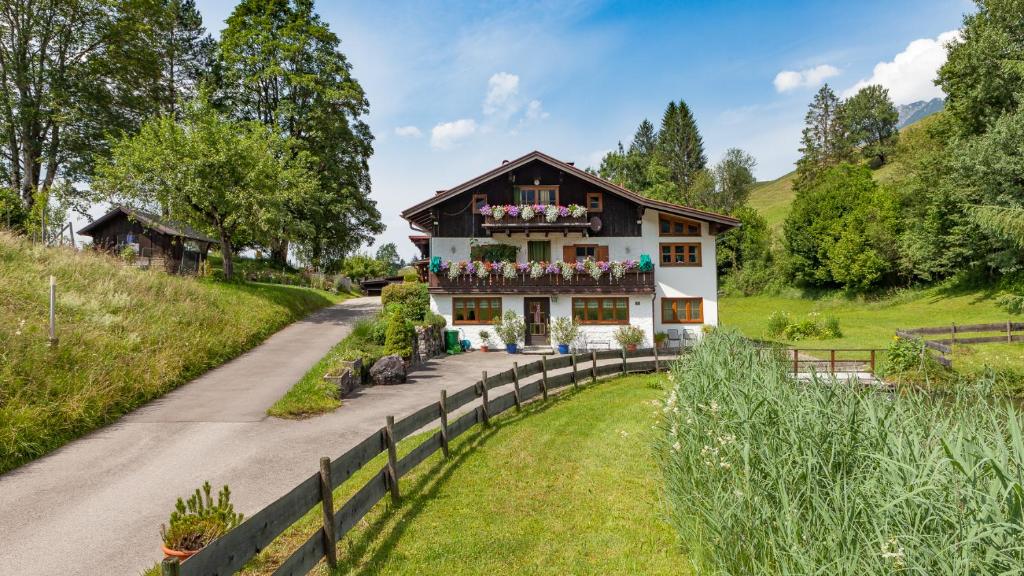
[719,460,731,470]
[15,318,25,336]
[672,441,681,452]
[734,489,744,498]
[880,538,905,568]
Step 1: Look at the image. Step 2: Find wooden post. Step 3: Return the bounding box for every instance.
[540,357,549,401]
[951,322,956,349]
[161,557,180,576]
[571,353,579,389]
[653,345,660,372]
[830,350,836,374]
[591,351,597,383]
[480,371,491,425]
[511,362,522,412]
[869,350,876,376]
[792,349,799,374]
[48,276,57,347]
[1009,319,1013,343]
[439,390,450,459]
[385,416,400,503]
[621,347,627,374]
[319,457,337,568]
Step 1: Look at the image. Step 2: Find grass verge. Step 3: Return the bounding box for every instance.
[0,232,347,473]
[243,373,683,575]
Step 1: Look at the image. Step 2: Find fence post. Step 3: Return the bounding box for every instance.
[571,353,579,389]
[540,357,549,401]
[480,371,491,426]
[439,390,450,459]
[161,557,180,576]
[319,456,338,568]
[792,349,799,374]
[951,322,956,349]
[48,276,58,347]
[511,362,522,412]
[385,416,400,503]
[654,345,659,372]
[830,350,836,374]
[870,350,876,376]
[621,347,627,374]
[1009,319,1013,344]
[591,351,597,383]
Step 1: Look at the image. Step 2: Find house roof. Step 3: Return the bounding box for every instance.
[399,150,741,232]
[78,206,218,243]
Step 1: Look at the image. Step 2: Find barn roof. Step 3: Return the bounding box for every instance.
[79,206,218,244]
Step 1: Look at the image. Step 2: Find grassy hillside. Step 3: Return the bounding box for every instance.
[0,232,346,473]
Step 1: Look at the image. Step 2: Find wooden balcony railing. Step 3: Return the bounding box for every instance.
[428,269,655,294]
[482,214,591,233]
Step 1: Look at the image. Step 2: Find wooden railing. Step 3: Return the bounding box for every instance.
[427,269,655,294]
[896,321,1023,368]
[160,348,679,576]
[787,348,880,376]
[482,214,590,231]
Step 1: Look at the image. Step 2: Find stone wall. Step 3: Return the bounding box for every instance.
[413,324,445,367]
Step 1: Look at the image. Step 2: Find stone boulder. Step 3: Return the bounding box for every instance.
[370,355,407,385]
[323,358,362,397]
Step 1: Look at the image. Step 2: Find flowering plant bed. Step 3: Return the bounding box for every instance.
[437,257,648,283]
[479,203,587,223]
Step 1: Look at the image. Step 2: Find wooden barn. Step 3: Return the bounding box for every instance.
[79,206,216,274]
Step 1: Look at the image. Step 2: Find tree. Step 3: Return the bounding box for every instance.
[151,0,216,117]
[0,0,163,211]
[709,148,757,213]
[656,99,707,193]
[94,99,316,279]
[938,0,1024,136]
[375,242,402,275]
[218,0,382,265]
[716,206,774,294]
[844,85,899,167]
[340,252,387,282]
[795,84,852,188]
[630,119,658,158]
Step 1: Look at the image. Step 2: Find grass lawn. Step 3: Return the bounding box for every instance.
[719,285,1024,381]
[0,232,349,473]
[241,373,684,575]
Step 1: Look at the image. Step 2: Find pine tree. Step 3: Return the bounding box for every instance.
[153,0,216,117]
[795,84,851,189]
[656,99,707,193]
[629,119,657,157]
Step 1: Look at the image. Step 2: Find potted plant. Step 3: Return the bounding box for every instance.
[550,317,579,354]
[479,329,493,352]
[654,331,668,349]
[493,310,525,353]
[614,325,646,352]
[161,481,243,563]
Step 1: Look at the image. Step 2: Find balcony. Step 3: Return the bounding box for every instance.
[428,268,655,294]
[482,214,591,235]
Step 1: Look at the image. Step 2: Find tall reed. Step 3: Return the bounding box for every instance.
[660,330,1024,575]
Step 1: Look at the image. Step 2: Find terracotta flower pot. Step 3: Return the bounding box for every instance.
[480,345,489,352]
[162,544,199,563]
[626,344,638,352]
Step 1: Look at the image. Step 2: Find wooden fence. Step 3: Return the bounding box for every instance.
[755,345,881,376]
[896,321,1024,368]
[160,347,680,576]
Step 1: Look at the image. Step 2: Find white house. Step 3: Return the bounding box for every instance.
[401,151,739,351]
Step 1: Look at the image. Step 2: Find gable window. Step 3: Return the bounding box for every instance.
[660,242,701,266]
[662,298,703,323]
[572,297,629,324]
[453,297,502,324]
[586,192,603,212]
[514,185,558,205]
[659,215,702,236]
[472,193,488,213]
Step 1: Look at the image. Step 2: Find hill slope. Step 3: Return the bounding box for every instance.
[0,232,343,473]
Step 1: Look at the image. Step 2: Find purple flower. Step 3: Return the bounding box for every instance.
[507,205,520,217]
[624,259,637,269]
[466,262,476,275]
[558,206,569,217]
[440,261,450,270]
[575,261,585,272]
[479,204,492,216]
[517,262,529,272]
[545,263,560,274]
[598,261,610,272]
[533,204,544,213]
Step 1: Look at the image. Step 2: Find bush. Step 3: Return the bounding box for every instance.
[996,292,1024,314]
[765,311,791,337]
[420,310,446,330]
[383,314,415,358]
[381,281,429,322]
[492,310,525,346]
[161,481,243,552]
[661,330,1024,574]
[369,318,389,346]
[550,317,579,345]
[613,325,646,347]
[769,311,841,341]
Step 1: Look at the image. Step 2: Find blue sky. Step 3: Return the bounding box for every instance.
[194,0,971,258]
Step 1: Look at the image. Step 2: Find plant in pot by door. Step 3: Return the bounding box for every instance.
[654,331,668,349]
[493,310,525,353]
[614,325,645,353]
[161,481,243,563]
[550,317,579,354]
[479,329,493,352]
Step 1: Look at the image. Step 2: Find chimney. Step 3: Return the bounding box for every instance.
[501,159,509,164]
[566,161,575,166]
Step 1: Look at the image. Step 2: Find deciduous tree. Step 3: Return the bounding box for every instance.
[844,85,899,167]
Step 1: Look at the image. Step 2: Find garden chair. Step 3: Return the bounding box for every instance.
[666,329,681,349]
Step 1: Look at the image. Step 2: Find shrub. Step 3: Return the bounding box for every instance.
[383,314,415,358]
[765,311,791,337]
[381,282,429,322]
[822,315,842,338]
[469,242,518,262]
[550,317,579,345]
[613,325,646,347]
[479,330,494,347]
[492,310,525,346]
[420,310,446,330]
[161,482,243,552]
[369,318,388,345]
[402,270,419,282]
[120,244,137,265]
[661,330,1024,574]
[769,311,841,341]
[782,318,818,341]
[996,292,1024,315]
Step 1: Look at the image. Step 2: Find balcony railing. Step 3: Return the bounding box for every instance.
[428,268,655,294]
[482,214,591,233]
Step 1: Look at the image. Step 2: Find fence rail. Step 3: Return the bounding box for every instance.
[896,321,1023,368]
[161,347,679,576]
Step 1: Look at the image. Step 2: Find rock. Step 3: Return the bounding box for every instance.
[370,355,406,385]
[324,358,362,397]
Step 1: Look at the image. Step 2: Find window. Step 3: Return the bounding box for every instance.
[563,244,608,263]
[660,243,702,266]
[659,215,701,236]
[514,185,558,205]
[527,240,551,262]
[572,297,629,324]
[453,297,502,324]
[574,245,597,261]
[662,298,703,323]
[586,192,603,212]
[472,193,488,214]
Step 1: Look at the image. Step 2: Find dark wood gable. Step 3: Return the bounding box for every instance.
[431,159,641,238]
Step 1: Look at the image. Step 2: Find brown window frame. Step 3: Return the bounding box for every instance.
[659,214,702,237]
[573,243,597,261]
[661,297,704,324]
[659,242,702,267]
[452,297,502,325]
[514,185,559,206]
[586,192,603,212]
[571,297,630,325]
[472,193,488,214]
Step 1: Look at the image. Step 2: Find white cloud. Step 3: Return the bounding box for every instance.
[394,125,422,138]
[483,72,521,117]
[773,64,841,92]
[430,119,477,149]
[525,99,549,120]
[843,30,961,104]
